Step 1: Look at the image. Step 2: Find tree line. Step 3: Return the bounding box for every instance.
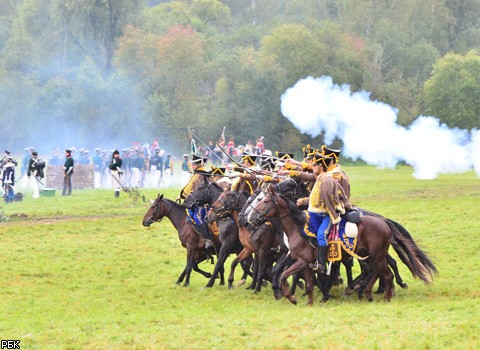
[1,0,479,154]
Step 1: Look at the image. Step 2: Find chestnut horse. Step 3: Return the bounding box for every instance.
[248,187,435,305]
[142,194,219,286]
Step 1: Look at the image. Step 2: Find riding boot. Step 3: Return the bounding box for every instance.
[195,222,212,248]
[309,246,328,273]
[115,189,120,198]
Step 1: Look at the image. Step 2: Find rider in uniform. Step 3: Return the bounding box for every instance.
[178,154,211,246]
[296,152,351,273]
[231,152,258,195]
[321,145,351,199]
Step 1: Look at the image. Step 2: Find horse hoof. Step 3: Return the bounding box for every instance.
[237,279,246,287]
[273,290,283,300]
[366,294,374,302]
[374,289,385,294]
[290,296,298,305]
[400,283,408,289]
[183,283,190,288]
[228,284,234,290]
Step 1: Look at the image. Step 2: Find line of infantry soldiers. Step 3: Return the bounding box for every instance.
[48,146,174,189]
[178,144,354,273]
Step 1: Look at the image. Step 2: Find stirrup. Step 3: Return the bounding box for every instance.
[309,261,319,271]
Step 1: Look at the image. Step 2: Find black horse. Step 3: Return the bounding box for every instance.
[184,181,253,288]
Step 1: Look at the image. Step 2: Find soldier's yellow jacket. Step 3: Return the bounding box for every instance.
[180,167,209,199]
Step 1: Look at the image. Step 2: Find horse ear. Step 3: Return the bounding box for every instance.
[159,194,163,200]
[269,184,276,195]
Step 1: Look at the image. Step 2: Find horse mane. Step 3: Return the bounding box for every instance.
[161,196,185,209]
[278,193,305,226]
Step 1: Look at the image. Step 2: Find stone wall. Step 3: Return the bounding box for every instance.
[46,165,94,190]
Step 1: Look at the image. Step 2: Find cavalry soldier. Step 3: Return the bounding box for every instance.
[231,152,258,195]
[296,152,351,273]
[178,154,211,246]
[209,166,231,188]
[62,149,74,196]
[321,145,351,199]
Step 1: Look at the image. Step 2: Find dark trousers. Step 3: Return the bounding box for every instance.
[62,173,73,195]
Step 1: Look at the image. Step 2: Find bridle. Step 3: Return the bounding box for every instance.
[149,198,174,223]
[212,190,247,214]
[248,191,278,225]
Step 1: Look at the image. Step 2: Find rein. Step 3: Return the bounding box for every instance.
[212,190,245,214]
[152,199,175,223]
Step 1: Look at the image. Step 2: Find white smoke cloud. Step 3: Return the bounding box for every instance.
[281,76,479,179]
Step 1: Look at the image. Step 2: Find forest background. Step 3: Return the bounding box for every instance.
[1,0,480,155]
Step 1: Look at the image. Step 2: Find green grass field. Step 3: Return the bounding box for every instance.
[0,166,479,349]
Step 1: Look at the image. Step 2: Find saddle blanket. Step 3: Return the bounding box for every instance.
[299,211,367,260]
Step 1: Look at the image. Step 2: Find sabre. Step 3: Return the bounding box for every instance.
[34,176,45,187]
[215,142,260,176]
[188,129,225,164]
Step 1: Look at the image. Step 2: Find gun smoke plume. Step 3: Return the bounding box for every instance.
[281,76,480,179]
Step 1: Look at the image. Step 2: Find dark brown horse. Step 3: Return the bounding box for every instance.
[183,181,253,288]
[142,194,219,286]
[248,186,399,305]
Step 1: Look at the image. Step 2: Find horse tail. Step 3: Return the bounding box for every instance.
[385,219,438,284]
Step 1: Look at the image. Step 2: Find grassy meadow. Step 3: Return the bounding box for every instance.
[0,165,479,349]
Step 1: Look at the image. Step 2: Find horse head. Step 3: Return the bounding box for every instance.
[184,182,225,209]
[207,189,248,222]
[142,194,167,227]
[247,185,280,226]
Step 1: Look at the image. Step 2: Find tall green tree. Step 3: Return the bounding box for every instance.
[422,50,480,130]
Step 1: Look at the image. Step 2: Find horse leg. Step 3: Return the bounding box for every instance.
[316,272,332,303]
[375,275,386,294]
[191,260,213,278]
[175,268,187,285]
[363,269,379,302]
[183,250,196,287]
[343,257,354,286]
[303,267,315,306]
[387,254,408,289]
[280,260,309,305]
[254,249,272,293]
[378,261,395,302]
[247,254,259,290]
[239,258,253,282]
[273,254,293,300]
[290,272,301,296]
[206,246,230,288]
[228,248,253,289]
